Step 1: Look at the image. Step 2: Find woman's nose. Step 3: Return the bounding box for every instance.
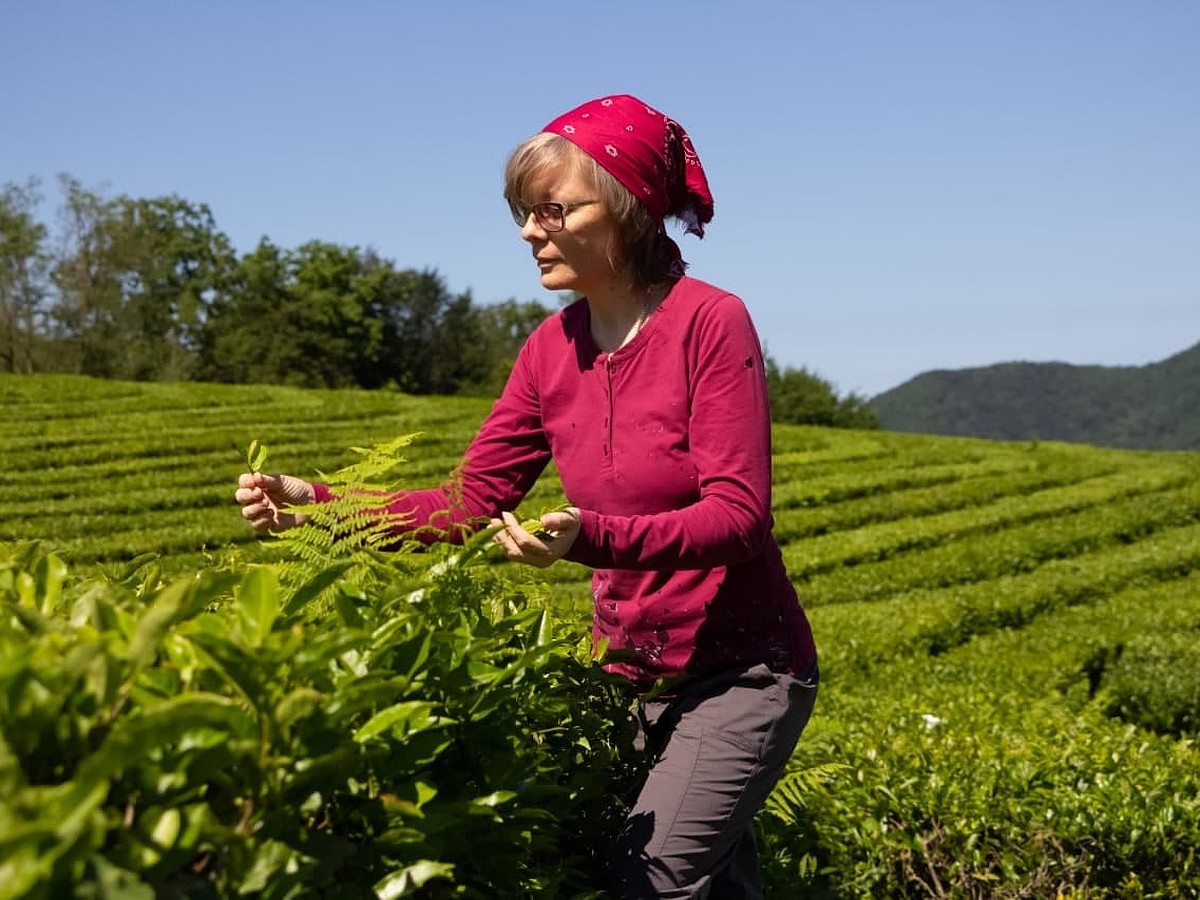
[519,212,547,242]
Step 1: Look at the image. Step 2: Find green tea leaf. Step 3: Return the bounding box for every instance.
[281,562,355,616]
[237,567,279,646]
[238,839,303,894]
[520,517,558,541]
[275,687,324,729]
[81,693,255,781]
[76,856,155,900]
[246,439,269,473]
[353,701,452,743]
[129,580,193,672]
[375,860,456,899]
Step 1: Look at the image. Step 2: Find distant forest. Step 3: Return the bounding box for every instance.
[871,341,1200,451]
[0,176,874,428]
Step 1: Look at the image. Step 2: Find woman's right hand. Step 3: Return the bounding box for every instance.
[235,473,316,534]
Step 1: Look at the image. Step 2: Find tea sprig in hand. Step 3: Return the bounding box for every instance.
[521,517,560,541]
[519,500,577,539]
[492,505,581,569]
[246,440,270,474]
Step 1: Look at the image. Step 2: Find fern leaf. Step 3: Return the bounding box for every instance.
[764,763,849,826]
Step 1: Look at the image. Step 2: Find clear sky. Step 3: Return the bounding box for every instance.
[4,1,1197,397]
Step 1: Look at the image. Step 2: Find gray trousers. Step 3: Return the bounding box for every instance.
[612,663,819,899]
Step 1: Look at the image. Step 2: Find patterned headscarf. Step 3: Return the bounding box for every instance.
[542,94,714,239]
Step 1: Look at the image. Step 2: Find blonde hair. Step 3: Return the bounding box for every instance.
[503,132,676,290]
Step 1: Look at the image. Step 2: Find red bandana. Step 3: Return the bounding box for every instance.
[543,94,714,239]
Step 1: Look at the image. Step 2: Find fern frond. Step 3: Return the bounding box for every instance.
[259,432,570,623]
[324,433,423,485]
[264,433,454,613]
[764,763,849,826]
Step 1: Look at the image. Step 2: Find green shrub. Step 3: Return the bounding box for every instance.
[0,515,641,897]
[1101,631,1200,737]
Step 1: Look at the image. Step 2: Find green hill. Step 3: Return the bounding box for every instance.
[870,339,1200,450]
[3,373,1200,895]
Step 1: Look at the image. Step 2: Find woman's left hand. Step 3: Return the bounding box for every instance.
[491,508,581,568]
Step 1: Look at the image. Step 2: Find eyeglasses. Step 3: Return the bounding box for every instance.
[509,199,599,232]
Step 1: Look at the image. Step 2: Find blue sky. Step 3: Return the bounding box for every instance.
[4,1,1197,397]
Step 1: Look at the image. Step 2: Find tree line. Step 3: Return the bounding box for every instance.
[0,175,875,426]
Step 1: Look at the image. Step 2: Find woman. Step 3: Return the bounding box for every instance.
[236,94,818,898]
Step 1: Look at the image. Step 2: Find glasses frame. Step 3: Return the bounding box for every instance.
[510,199,599,232]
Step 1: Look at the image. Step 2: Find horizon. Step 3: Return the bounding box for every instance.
[4,1,1197,397]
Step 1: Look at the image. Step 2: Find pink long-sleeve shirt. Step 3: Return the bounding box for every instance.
[314,275,816,687]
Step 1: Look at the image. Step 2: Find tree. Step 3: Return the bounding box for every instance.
[196,238,298,385]
[287,241,391,389]
[375,267,474,394]
[426,289,490,395]
[50,177,235,380]
[109,195,236,380]
[764,354,878,429]
[48,177,122,376]
[456,298,554,396]
[0,179,51,373]
[199,244,477,392]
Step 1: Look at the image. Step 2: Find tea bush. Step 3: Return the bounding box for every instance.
[1100,631,1200,737]
[791,574,1200,897]
[0,531,643,898]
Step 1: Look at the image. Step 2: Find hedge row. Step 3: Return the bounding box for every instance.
[783,573,1200,896]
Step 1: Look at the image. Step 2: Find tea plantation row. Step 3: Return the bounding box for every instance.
[2,374,1198,897]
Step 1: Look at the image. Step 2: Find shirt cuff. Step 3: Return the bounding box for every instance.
[563,508,603,567]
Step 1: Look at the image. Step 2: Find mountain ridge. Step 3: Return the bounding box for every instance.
[870,340,1200,450]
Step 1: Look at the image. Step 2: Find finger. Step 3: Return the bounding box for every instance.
[267,513,295,534]
[260,473,287,496]
[514,536,553,559]
[238,473,257,489]
[493,527,520,557]
[246,512,272,532]
[487,518,506,543]
[501,511,547,542]
[497,511,528,547]
[541,510,579,533]
[242,501,270,522]
[500,511,547,550]
[234,487,263,505]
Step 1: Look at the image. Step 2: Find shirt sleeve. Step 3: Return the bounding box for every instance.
[312,336,553,542]
[565,293,774,569]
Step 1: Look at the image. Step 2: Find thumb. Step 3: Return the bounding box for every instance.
[541,509,581,532]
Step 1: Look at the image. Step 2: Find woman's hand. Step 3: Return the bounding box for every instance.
[235,472,316,534]
[491,508,581,568]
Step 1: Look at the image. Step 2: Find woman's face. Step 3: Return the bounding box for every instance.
[518,164,622,296]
